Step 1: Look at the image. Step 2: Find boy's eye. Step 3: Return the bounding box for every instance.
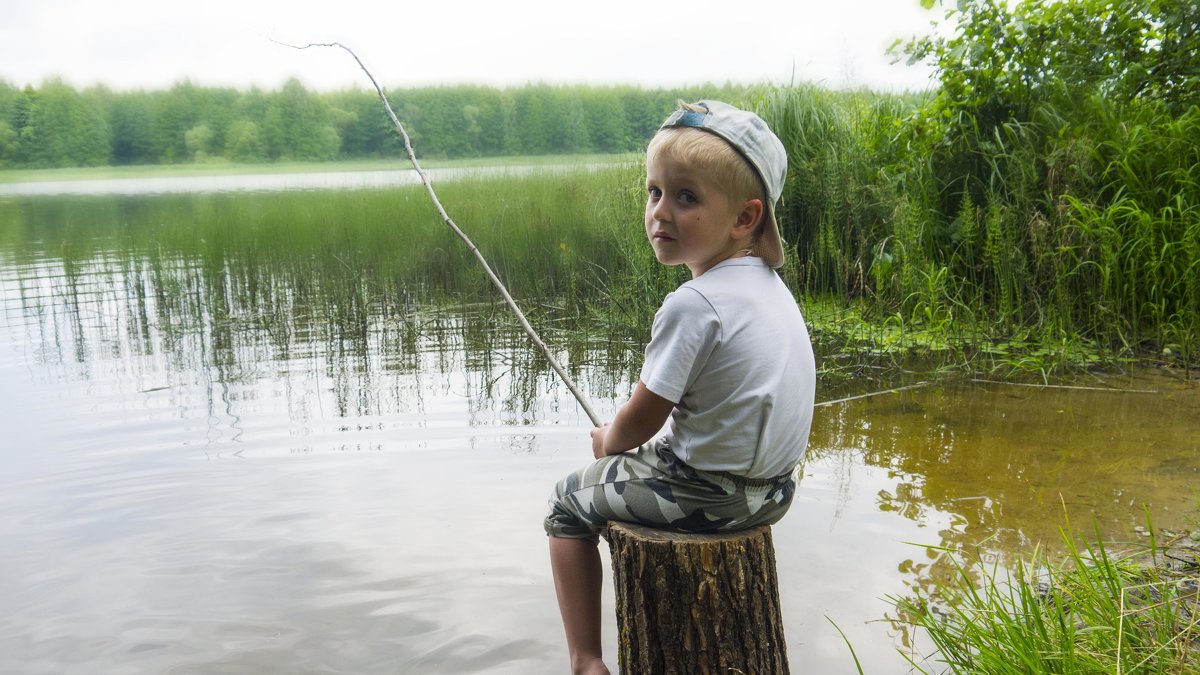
[679,191,698,204]
[647,187,662,200]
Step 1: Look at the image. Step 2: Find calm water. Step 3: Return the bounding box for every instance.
[1,180,1198,674]
[0,164,610,197]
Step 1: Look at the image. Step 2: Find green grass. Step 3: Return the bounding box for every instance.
[894,510,1200,674]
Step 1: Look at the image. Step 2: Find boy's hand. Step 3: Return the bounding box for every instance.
[590,423,611,459]
[588,381,675,459]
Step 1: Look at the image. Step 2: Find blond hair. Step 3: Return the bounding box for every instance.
[646,120,767,230]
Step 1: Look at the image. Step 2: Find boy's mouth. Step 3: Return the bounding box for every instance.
[652,232,675,241]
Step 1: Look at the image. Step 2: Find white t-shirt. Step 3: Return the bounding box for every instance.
[639,257,816,478]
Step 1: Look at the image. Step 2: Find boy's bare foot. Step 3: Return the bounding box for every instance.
[572,656,610,675]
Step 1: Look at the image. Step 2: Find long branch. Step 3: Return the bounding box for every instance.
[814,382,931,408]
[280,40,602,427]
[970,378,1159,394]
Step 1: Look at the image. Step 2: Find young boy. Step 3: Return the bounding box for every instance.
[544,100,816,675]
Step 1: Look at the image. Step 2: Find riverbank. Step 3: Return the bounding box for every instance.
[895,512,1200,674]
[0,153,637,184]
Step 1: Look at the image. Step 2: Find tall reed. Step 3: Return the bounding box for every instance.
[751,82,1199,370]
[894,515,1200,674]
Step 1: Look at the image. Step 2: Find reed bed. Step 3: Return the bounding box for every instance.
[752,84,1199,374]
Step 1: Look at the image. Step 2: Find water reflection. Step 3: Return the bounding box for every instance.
[817,376,1200,546]
[3,242,635,444]
[809,372,1200,645]
[1,189,1198,674]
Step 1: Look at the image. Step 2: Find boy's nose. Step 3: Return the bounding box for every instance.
[650,199,671,222]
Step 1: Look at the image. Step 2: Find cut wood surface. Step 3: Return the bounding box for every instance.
[609,522,789,674]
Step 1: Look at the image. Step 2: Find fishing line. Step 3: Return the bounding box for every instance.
[279,40,602,427]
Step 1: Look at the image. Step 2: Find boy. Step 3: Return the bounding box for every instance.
[544,100,816,675]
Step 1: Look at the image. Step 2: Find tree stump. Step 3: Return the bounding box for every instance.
[608,522,789,674]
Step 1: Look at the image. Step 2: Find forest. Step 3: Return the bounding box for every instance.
[0,78,751,167]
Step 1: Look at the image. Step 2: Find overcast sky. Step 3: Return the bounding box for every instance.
[1,0,946,93]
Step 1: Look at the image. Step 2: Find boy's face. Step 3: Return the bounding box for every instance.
[644,153,755,278]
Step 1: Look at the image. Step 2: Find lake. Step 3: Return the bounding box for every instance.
[0,163,612,197]
[1,172,1198,674]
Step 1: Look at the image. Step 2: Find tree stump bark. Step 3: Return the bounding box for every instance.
[608,522,789,674]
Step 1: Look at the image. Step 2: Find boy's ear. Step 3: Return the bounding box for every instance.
[732,199,764,237]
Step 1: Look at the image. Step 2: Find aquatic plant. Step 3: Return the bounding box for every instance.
[893,513,1200,674]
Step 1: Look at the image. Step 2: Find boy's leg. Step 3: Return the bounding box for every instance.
[543,441,794,673]
[548,536,610,675]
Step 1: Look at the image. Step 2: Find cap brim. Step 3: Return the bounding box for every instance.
[760,207,785,269]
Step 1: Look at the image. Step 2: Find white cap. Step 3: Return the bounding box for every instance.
[660,100,788,268]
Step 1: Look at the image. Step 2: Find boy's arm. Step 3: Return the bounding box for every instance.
[590,381,675,459]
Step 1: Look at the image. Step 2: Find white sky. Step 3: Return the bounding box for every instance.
[1,0,945,92]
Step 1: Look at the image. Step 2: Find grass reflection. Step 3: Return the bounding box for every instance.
[1,167,659,425]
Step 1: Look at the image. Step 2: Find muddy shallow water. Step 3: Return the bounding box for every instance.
[2,185,1197,674]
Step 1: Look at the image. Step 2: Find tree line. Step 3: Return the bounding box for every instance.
[0,79,753,169]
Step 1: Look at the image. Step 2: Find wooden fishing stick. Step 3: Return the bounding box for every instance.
[281,41,602,427]
[814,382,931,408]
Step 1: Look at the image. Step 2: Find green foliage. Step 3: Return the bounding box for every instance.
[829,0,1200,367]
[224,119,264,162]
[16,79,109,167]
[264,79,339,161]
[108,91,158,165]
[734,1,1198,370]
[903,0,1196,133]
[152,81,201,163]
[893,517,1200,674]
[754,85,927,299]
[0,120,17,167]
[184,124,215,161]
[0,80,748,170]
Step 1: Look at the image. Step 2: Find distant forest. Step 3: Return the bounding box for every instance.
[0,79,755,168]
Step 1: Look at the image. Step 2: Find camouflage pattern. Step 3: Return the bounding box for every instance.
[544,439,796,541]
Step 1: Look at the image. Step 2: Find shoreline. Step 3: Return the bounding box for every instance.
[0,153,638,185]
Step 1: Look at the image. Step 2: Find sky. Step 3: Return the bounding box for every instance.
[1,0,947,93]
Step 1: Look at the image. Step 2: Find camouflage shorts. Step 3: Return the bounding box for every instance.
[543,438,796,542]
